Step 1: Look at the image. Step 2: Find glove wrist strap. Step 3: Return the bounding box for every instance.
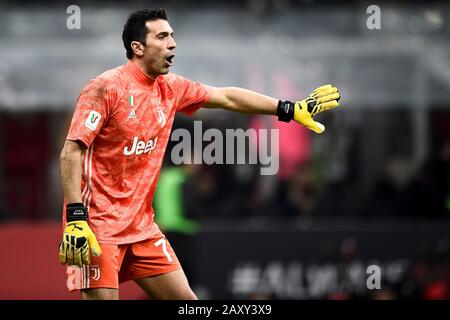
[66,203,88,222]
[277,100,294,122]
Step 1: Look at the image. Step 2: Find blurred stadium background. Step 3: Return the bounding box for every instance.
[0,0,449,299]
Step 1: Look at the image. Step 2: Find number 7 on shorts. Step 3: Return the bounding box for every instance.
[154,238,173,262]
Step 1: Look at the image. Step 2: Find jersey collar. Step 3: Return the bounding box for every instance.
[125,60,157,87]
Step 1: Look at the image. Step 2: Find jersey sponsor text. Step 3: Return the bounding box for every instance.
[123,136,158,156]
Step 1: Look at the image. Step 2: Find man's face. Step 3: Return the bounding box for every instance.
[140,19,176,78]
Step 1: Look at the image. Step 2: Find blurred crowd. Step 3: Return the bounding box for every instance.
[154,114,450,228]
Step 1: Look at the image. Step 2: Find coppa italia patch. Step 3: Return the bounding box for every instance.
[85,110,101,131]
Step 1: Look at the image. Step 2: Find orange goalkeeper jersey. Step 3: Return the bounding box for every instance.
[63,60,213,244]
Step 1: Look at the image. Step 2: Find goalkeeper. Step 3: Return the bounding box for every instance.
[59,8,340,300]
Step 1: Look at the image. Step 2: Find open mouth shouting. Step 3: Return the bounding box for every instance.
[165,54,175,66]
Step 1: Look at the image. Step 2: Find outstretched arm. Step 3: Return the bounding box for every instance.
[204,85,341,133]
[205,87,278,115]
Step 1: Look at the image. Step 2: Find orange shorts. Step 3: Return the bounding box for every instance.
[66,233,181,291]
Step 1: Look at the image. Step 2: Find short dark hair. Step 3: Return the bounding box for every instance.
[122,9,168,59]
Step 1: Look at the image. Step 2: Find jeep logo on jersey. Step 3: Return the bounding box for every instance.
[123,136,158,156]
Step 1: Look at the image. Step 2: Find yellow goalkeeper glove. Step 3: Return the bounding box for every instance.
[277,84,341,133]
[58,203,101,266]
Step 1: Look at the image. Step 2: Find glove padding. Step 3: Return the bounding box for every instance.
[294,84,340,133]
[59,221,102,266]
